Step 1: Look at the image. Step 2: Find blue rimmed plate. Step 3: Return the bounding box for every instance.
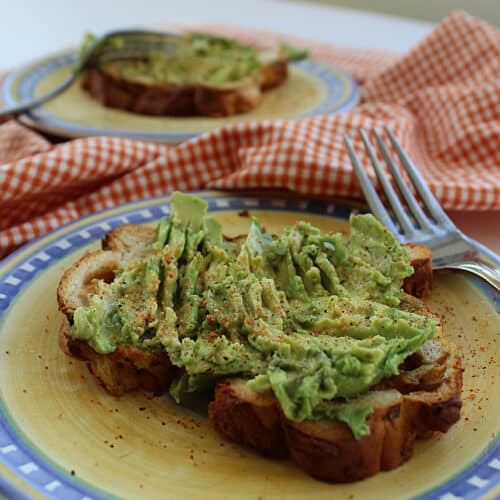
[0,191,498,499]
[2,53,359,144]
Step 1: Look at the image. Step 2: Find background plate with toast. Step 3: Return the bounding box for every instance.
[0,191,498,499]
[2,53,359,144]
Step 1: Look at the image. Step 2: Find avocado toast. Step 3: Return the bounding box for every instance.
[80,33,292,117]
[57,192,462,482]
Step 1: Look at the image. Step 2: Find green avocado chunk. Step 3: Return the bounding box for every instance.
[82,32,262,85]
[71,192,437,439]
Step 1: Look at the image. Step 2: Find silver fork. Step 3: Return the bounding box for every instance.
[0,29,180,120]
[344,127,500,292]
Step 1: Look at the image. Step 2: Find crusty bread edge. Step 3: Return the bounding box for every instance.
[209,351,463,482]
[404,244,433,299]
[59,317,176,396]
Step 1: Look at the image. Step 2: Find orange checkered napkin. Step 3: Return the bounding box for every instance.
[0,10,499,257]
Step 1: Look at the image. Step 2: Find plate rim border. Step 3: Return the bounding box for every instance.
[2,51,360,143]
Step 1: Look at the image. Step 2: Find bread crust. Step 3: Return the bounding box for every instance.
[59,317,176,396]
[282,401,413,482]
[404,244,433,299]
[209,351,462,482]
[57,223,176,396]
[207,379,288,458]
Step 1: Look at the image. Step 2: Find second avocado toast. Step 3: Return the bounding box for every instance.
[57,192,462,482]
[80,33,294,117]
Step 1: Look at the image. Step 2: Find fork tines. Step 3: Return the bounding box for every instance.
[87,30,180,67]
[343,127,454,243]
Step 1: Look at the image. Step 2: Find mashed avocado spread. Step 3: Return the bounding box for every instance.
[82,33,261,85]
[81,33,307,86]
[72,193,438,438]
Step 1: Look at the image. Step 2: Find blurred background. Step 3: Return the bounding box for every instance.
[0,0,498,69]
[305,0,499,26]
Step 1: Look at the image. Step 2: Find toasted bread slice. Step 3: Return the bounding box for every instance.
[209,342,462,482]
[57,224,155,318]
[57,220,460,482]
[81,49,288,117]
[57,224,178,396]
[207,378,288,458]
[59,317,175,396]
[404,244,433,299]
[57,223,434,398]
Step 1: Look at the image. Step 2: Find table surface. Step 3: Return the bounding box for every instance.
[1,0,498,256]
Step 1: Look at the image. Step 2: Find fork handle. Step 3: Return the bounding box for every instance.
[440,260,500,293]
[0,72,78,120]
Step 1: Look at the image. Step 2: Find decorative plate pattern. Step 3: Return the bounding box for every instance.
[0,191,497,500]
[2,53,359,143]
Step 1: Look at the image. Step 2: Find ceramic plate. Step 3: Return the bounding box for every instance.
[2,52,359,143]
[0,191,498,500]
